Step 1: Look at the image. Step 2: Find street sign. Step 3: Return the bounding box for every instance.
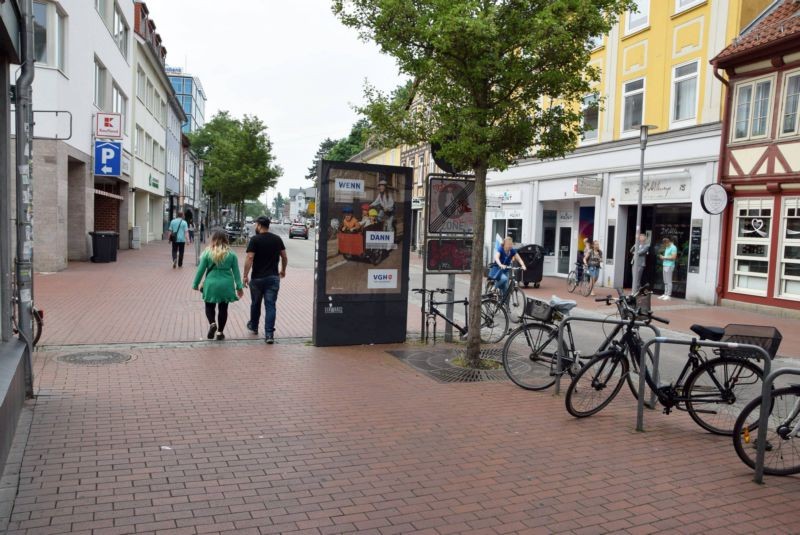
[95,112,122,139]
[427,176,475,235]
[487,194,503,210]
[94,141,122,177]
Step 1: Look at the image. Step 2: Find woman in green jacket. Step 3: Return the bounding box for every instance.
[193,230,244,340]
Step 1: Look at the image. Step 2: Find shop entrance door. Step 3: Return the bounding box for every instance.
[623,204,692,298]
[557,227,571,274]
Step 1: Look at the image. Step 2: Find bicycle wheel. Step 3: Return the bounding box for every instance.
[479,299,509,344]
[684,357,764,436]
[507,287,526,324]
[567,271,578,293]
[32,307,43,347]
[733,386,800,476]
[565,352,628,418]
[579,275,594,297]
[502,323,566,391]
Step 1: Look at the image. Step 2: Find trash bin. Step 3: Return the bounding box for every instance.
[90,231,119,263]
[517,244,544,288]
[130,226,141,250]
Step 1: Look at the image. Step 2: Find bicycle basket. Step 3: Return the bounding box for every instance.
[524,297,553,323]
[720,324,783,360]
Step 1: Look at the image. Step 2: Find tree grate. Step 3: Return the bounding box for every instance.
[387,348,509,383]
[57,351,132,366]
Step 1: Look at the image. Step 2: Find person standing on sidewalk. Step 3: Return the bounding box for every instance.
[630,233,649,293]
[658,237,678,300]
[585,240,603,296]
[168,211,189,268]
[192,231,244,341]
[243,216,287,344]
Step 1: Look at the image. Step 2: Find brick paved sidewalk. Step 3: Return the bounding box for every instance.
[4,342,800,534]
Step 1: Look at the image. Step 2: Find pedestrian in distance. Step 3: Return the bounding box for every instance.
[188,221,195,243]
[192,230,244,341]
[243,216,287,344]
[585,240,603,296]
[658,237,678,300]
[630,233,649,293]
[168,211,189,268]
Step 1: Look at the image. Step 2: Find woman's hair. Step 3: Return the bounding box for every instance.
[503,236,513,246]
[206,230,230,265]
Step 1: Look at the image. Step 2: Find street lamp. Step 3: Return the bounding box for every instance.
[195,159,206,266]
[633,124,657,293]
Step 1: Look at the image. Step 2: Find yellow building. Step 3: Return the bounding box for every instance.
[485,0,772,304]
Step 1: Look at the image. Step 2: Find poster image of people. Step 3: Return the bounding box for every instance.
[325,168,406,295]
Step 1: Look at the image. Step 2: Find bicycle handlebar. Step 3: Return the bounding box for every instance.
[648,314,670,325]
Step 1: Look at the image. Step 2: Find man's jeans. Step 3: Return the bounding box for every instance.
[250,276,280,336]
[171,241,185,266]
[662,265,674,297]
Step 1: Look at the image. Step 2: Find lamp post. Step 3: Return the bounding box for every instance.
[633,124,657,293]
[195,159,205,266]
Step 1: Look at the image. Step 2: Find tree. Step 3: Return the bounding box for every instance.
[190,111,283,214]
[306,138,338,184]
[272,192,287,219]
[333,0,631,365]
[244,200,268,219]
[306,119,371,185]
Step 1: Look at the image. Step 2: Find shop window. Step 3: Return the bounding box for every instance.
[607,223,615,261]
[780,71,800,137]
[732,77,773,141]
[507,219,523,245]
[622,78,644,132]
[731,198,772,295]
[492,219,507,244]
[779,198,800,299]
[543,210,557,256]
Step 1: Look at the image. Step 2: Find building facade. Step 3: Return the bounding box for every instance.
[711,0,800,313]
[168,67,206,134]
[165,92,185,225]
[485,0,771,303]
[288,186,317,222]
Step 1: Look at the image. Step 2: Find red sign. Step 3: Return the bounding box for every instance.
[95,113,122,139]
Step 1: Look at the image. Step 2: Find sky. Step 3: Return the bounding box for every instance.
[145,0,404,206]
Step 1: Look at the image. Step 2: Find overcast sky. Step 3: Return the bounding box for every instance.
[145,0,403,205]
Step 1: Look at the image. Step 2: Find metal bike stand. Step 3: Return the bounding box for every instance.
[637,338,771,435]
[555,316,662,400]
[753,366,800,484]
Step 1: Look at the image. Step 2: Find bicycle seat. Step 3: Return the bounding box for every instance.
[690,324,725,341]
[550,296,578,314]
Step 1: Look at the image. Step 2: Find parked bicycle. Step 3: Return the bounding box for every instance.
[485,265,526,324]
[413,288,509,344]
[565,304,767,436]
[567,261,593,296]
[502,286,654,395]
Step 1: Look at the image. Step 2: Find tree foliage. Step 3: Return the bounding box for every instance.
[189,111,283,206]
[271,192,287,219]
[333,0,632,364]
[306,119,372,183]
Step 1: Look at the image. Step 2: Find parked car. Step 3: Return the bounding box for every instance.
[224,222,243,241]
[289,222,309,240]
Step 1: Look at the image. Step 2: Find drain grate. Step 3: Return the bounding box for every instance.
[387,348,508,383]
[57,351,132,366]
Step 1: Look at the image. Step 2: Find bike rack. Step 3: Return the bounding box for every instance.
[636,338,772,437]
[752,366,800,484]
[555,316,662,401]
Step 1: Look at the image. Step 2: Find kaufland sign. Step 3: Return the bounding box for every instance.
[95,113,122,139]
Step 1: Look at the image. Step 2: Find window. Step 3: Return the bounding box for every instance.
[733,78,773,141]
[56,10,65,71]
[146,80,154,111]
[112,84,127,132]
[136,68,145,100]
[731,198,772,295]
[581,94,599,142]
[33,1,48,63]
[543,210,557,256]
[622,78,644,132]
[135,126,144,157]
[606,223,616,261]
[781,72,800,136]
[113,5,129,59]
[94,59,107,109]
[95,0,106,18]
[33,2,66,69]
[144,134,152,163]
[672,61,698,124]
[778,198,800,299]
[507,219,523,244]
[676,0,704,13]
[587,35,603,50]
[152,140,158,167]
[626,0,649,34]
[160,99,167,125]
[170,78,182,94]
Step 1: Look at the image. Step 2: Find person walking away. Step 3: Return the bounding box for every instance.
[658,237,678,300]
[630,233,649,293]
[585,240,603,296]
[192,231,244,341]
[199,221,205,243]
[188,221,195,243]
[243,216,287,344]
[490,237,527,301]
[168,211,189,268]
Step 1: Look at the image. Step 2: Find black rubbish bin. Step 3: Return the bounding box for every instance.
[517,244,544,288]
[90,231,119,263]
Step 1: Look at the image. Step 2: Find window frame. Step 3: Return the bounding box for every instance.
[777,197,800,301]
[93,58,107,110]
[625,0,649,35]
[581,92,600,143]
[136,67,145,101]
[731,75,776,143]
[779,68,800,139]
[621,77,645,135]
[670,59,700,128]
[146,80,154,112]
[675,0,705,14]
[730,197,773,297]
[112,3,129,60]
[111,83,128,134]
[135,126,144,158]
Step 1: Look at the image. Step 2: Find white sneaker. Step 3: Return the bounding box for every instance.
[658,295,667,300]
[662,295,671,301]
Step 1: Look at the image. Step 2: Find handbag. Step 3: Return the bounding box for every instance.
[169,220,179,242]
[488,264,502,281]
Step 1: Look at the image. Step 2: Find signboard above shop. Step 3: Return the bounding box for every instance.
[95,112,122,139]
[620,173,691,204]
[576,176,603,196]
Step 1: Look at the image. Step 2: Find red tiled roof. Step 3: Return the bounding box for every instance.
[713,0,800,65]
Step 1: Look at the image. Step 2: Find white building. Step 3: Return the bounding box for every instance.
[13,0,134,270]
[289,187,316,221]
[165,91,185,223]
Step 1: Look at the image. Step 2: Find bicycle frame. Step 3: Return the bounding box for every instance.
[426,296,470,342]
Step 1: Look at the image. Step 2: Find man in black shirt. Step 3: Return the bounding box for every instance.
[243,216,287,344]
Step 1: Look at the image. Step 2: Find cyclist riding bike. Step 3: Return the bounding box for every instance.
[489,237,527,301]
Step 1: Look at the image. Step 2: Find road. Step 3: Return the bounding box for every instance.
[271,222,316,269]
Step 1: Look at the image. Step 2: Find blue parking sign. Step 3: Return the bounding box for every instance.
[94,141,122,177]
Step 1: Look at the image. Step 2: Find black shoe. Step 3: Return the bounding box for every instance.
[265,335,274,344]
[246,321,258,335]
[172,260,177,269]
[207,323,217,340]
[215,332,225,341]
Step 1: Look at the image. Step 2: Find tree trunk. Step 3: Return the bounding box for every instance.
[465,162,488,367]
